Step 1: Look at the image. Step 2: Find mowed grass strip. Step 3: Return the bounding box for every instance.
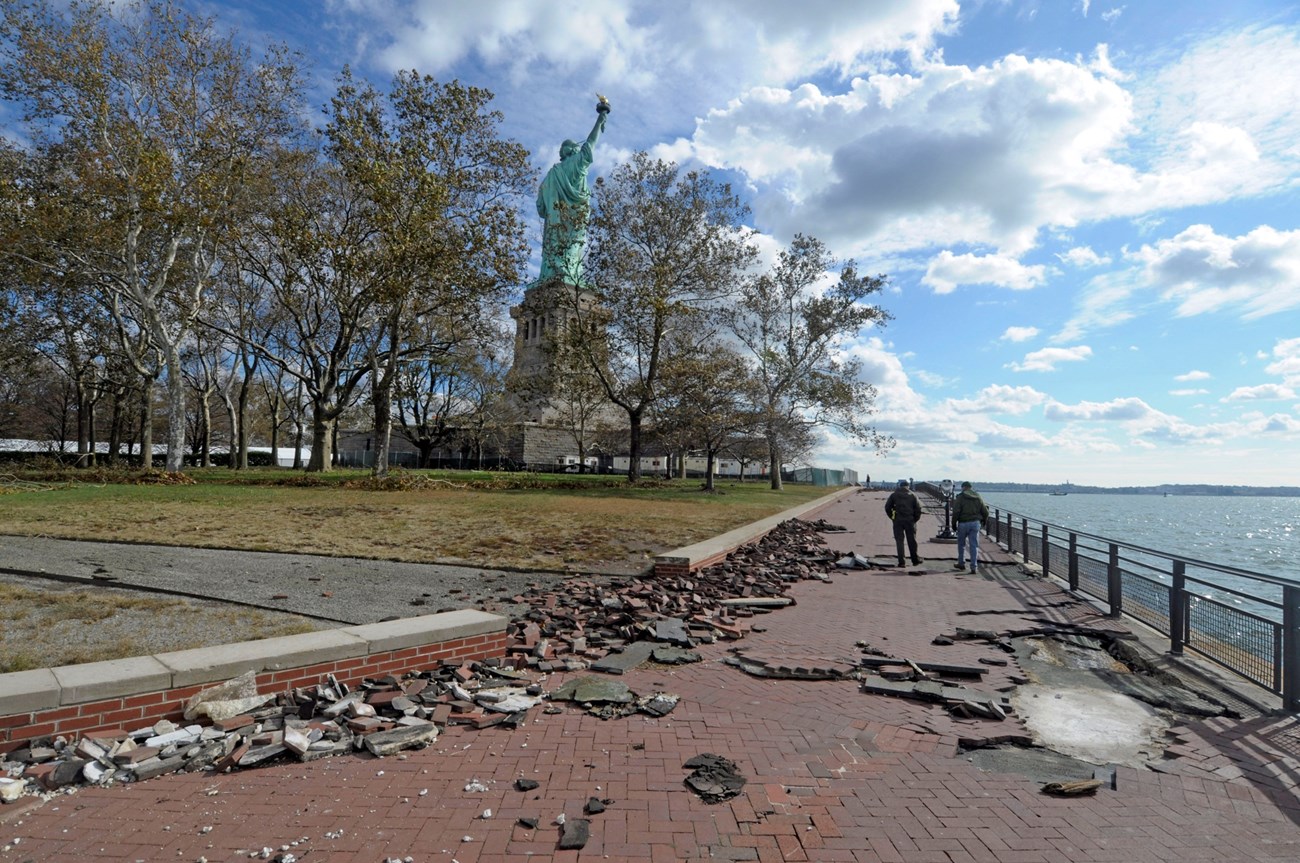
[0,469,839,570]
[0,580,322,673]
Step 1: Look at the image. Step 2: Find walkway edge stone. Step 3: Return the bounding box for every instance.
[1,611,509,754]
[653,486,857,576]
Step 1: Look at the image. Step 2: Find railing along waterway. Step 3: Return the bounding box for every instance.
[983,505,1300,711]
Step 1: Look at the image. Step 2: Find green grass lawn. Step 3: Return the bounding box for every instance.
[0,466,839,571]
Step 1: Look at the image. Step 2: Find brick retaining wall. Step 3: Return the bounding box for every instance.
[0,611,507,754]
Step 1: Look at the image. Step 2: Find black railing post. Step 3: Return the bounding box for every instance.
[1284,585,1300,712]
[1067,532,1079,591]
[1005,511,1012,549]
[1107,543,1122,618]
[1169,561,1186,656]
[1041,525,1050,574]
[1021,518,1030,560]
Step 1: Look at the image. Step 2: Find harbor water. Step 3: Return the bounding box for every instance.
[980,492,1299,584]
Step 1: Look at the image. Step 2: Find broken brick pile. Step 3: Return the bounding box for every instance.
[2,518,844,805]
[502,517,845,666]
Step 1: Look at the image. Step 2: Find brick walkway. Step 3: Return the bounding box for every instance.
[3,490,1299,862]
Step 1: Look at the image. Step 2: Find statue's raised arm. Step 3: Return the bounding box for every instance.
[536,96,611,285]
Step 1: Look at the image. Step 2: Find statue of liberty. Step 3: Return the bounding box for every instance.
[536,95,610,284]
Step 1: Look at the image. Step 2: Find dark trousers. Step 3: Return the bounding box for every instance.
[893,520,919,563]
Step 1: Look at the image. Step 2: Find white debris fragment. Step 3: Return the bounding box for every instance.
[480,808,492,819]
[555,813,566,825]
[463,780,490,793]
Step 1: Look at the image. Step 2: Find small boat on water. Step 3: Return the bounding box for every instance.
[1049,480,1070,496]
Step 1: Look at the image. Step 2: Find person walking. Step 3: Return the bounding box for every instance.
[951,481,990,573]
[885,480,924,567]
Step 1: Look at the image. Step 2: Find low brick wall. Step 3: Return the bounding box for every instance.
[652,486,857,577]
[0,610,507,754]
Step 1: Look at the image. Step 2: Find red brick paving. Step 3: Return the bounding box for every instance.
[3,490,1299,862]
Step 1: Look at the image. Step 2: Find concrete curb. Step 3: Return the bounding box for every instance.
[653,485,859,576]
[0,613,506,743]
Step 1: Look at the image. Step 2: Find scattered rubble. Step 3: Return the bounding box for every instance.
[682,753,747,803]
[1,518,850,803]
[502,518,847,672]
[1041,778,1102,796]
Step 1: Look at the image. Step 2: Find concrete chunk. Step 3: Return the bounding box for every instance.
[362,722,439,756]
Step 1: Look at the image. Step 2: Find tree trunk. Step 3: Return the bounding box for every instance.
[216,382,234,468]
[139,375,154,469]
[371,373,394,478]
[163,350,187,472]
[292,418,304,470]
[308,413,336,472]
[107,393,123,466]
[704,449,716,492]
[626,409,643,482]
[236,370,252,470]
[75,380,92,468]
[268,386,281,468]
[292,380,304,469]
[768,440,782,491]
[86,389,99,468]
[199,395,212,467]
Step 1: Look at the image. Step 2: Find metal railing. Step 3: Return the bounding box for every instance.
[986,507,1300,711]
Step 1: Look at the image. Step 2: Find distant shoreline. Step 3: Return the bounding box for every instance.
[978,484,1300,497]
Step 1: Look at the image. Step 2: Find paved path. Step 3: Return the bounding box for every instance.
[0,535,566,625]
[4,490,1300,862]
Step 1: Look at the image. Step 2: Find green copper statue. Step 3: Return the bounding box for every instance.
[536,95,610,284]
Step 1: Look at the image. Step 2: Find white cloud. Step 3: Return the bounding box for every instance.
[944,385,1048,415]
[1045,396,1156,421]
[1052,267,1141,342]
[911,369,954,387]
[1169,388,1208,396]
[1133,224,1300,319]
[1222,384,1298,402]
[1250,413,1300,434]
[1001,326,1039,342]
[1057,246,1111,267]
[1008,345,1093,372]
[922,251,1048,294]
[1137,26,1300,179]
[1174,369,1211,381]
[1265,337,1300,386]
[691,50,1136,253]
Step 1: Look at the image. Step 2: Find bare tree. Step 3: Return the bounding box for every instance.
[653,332,761,492]
[0,0,302,470]
[724,234,893,490]
[560,152,758,481]
[325,69,532,476]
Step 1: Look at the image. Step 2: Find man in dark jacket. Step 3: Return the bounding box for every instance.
[951,481,990,573]
[884,480,923,567]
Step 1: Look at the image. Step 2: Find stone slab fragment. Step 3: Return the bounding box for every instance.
[157,630,369,687]
[590,641,655,675]
[0,668,60,715]
[51,656,173,705]
[362,722,439,756]
[343,610,506,654]
[859,656,987,677]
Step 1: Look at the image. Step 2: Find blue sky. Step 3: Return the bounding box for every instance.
[196,1,1299,486]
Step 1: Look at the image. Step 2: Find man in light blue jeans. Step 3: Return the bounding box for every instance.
[951,481,989,573]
